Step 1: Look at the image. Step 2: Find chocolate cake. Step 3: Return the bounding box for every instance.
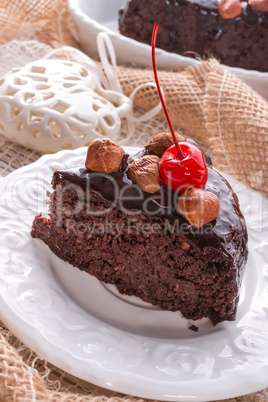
[119,0,268,72]
[31,134,248,326]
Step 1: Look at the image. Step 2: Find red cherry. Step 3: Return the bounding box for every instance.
[159,143,208,193]
[152,23,208,193]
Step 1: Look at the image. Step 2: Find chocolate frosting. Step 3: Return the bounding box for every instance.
[53,148,248,260]
[161,0,267,45]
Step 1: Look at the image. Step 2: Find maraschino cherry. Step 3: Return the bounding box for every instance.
[152,23,208,194]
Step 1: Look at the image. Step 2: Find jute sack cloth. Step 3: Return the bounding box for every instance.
[0,0,79,48]
[0,0,267,401]
[114,61,268,196]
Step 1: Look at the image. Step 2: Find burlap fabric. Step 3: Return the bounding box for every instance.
[114,62,268,196]
[0,0,79,48]
[0,0,267,401]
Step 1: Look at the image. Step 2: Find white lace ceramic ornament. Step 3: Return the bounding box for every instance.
[0,58,132,153]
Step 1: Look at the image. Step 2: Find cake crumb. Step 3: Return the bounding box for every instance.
[189,324,199,332]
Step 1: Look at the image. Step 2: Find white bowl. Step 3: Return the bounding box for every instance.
[68,0,268,101]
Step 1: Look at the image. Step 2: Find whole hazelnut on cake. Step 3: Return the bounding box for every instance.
[145,132,186,157]
[85,138,125,174]
[128,155,161,193]
[177,187,221,228]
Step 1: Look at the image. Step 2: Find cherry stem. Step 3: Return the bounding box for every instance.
[152,23,184,161]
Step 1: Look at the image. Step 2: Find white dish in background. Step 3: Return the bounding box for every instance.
[0,146,268,401]
[68,0,268,101]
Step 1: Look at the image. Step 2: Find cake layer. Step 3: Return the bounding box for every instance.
[119,0,268,72]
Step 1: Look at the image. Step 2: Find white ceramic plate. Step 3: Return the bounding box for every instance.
[0,146,268,401]
[68,0,268,101]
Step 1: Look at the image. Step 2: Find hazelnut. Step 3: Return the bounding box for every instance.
[85,138,125,174]
[145,132,186,157]
[128,155,160,193]
[251,0,268,12]
[218,0,242,19]
[177,187,220,228]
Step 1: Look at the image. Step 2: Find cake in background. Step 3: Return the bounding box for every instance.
[119,0,268,72]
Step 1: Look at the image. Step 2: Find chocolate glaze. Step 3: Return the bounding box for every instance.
[177,0,267,47]
[174,0,267,22]
[53,149,248,260]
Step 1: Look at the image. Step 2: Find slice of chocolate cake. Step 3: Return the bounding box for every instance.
[119,0,268,72]
[31,134,248,325]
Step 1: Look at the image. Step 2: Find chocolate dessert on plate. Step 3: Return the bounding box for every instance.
[31,132,248,325]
